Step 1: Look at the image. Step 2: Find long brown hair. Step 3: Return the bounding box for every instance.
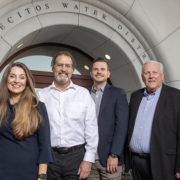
[0,62,41,139]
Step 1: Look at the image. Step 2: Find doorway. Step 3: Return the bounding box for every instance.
[32,70,93,89]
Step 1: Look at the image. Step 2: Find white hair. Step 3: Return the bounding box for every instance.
[142,60,164,73]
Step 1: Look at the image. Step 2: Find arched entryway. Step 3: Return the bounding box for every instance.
[0,42,94,88]
[0,0,155,97]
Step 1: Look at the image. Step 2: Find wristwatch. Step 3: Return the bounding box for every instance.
[38,173,47,180]
[110,154,118,158]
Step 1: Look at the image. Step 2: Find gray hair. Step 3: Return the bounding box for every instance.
[142,60,164,73]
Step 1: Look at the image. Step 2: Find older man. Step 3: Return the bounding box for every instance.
[126,60,180,180]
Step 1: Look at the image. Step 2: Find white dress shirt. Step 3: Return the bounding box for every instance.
[38,81,98,163]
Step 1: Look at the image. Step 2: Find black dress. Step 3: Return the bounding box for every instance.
[0,101,54,180]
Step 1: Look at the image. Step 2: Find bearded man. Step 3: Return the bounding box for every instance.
[38,51,98,180]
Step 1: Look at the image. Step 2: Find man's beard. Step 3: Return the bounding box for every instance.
[54,73,69,85]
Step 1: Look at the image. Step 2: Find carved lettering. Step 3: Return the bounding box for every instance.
[118,24,123,30]
[0,1,148,62]
[131,38,135,43]
[7,17,13,23]
[137,45,141,50]
[0,23,5,30]
[35,5,42,11]
[102,14,107,20]
[74,4,79,10]
[25,8,31,14]
[17,11,22,18]
[84,6,89,12]
[62,3,68,8]
[45,3,50,9]
[94,10,98,16]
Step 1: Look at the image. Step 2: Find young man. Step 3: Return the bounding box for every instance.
[88,58,129,180]
[38,51,98,180]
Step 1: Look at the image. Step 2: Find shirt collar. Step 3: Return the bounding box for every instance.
[91,83,106,93]
[143,85,162,97]
[50,81,76,91]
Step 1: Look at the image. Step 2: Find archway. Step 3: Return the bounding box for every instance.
[0,0,155,96]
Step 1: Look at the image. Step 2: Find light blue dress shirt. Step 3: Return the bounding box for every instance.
[129,86,162,153]
[90,84,106,160]
[91,84,105,117]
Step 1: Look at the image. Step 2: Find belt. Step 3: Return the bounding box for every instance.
[52,144,84,154]
[131,152,150,159]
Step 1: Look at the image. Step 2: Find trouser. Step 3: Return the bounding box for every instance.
[47,145,85,180]
[88,160,122,180]
[131,153,153,180]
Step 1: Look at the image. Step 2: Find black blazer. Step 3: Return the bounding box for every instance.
[126,84,180,180]
[95,84,129,167]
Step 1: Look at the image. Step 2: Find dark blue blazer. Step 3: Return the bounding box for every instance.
[95,84,129,167]
[0,101,54,180]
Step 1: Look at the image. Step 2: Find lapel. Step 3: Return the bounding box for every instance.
[131,90,144,119]
[129,89,144,138]
[98,84,111,119]
[152,84,167,125]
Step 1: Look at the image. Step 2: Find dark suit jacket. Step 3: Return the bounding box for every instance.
[95,84,129,167]
[126,84,180,180]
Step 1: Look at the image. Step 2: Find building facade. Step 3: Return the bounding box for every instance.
[0,0,180,96]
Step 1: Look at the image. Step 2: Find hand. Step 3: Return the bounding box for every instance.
[176,172,180,179]
[77,161,92,179]
[106,155,118,173]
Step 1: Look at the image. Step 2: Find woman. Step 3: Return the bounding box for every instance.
[0,62,53,180]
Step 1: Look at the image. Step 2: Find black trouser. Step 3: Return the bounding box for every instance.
[47,145,85,180]
[131,153,153,180]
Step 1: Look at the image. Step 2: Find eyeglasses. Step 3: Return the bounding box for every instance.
[55,63,73,69]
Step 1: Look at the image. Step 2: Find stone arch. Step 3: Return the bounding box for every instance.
[0,0,156,94]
